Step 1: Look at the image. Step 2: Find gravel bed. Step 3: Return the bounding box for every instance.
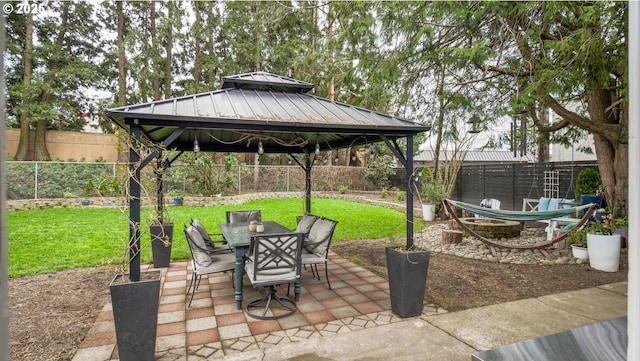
[413,223,588,266]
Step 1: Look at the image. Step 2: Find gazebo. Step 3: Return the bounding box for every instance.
[107,72,430,280]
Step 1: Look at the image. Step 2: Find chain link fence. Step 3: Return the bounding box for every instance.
[5,161,374,200]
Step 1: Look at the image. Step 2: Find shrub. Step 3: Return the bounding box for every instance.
[365,155,394,188]
[180,153,244,196]
[575,168,601,196]
[420,166,448,204]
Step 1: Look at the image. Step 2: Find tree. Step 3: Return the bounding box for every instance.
[116,0,126,106]
[470,2,626,211]
[11,6,34,160]
[381,1,627,212]
[378,2,506,182]
[6,1,107,160]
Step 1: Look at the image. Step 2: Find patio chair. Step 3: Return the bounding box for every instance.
[183,224,235,307]
[295,214,320,235]
[226,210,262,223]
[295,214,320,272]
[475,198,501,218]
[300,217,338,289]
[190,218,231,254]
[244,232,304,320]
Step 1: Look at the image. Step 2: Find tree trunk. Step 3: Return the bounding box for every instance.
[14,9,34,160]
[442,230,463,244]
[432,64,446,181]
[537,107,550,162]
[586,88,627,213]
[140,2,150,103]
[34,119,50,161]
[193,2,202,89]
[33,2,69,161]
[207,1,218,86]
[151,2,160,100]
[164,1,174,99]
[117,0,126,106]
[253,153,260,185]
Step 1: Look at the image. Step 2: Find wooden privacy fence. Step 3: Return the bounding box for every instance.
[450,161,599,211]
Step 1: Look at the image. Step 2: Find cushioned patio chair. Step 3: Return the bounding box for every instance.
[295,214,320,235]
[226,210,262,224]
[300,217,338,289]
[183,225,235,307]
[190,218,231,254]
[244,232,304,320]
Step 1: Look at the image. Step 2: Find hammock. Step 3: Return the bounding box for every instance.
[443,199,597,250]
[445,199,595,221]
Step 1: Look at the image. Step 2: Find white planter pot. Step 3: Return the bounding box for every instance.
[422,203,436,221]
[571,245,589,260]
[587,233,621,272]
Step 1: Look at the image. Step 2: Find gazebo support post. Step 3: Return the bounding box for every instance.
[289,152,314,214]
[305,154,312,214]
[406,136,414,249]
[155,152,165,225]
[380,135,415,250]
[129,123,142,282]
[127,127,186,282]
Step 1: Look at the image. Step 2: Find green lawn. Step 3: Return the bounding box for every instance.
[8,198,424,278]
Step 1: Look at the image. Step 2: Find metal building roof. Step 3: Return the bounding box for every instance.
[221,71,314,93]
[415,149,535,163]
[107,72,429,154]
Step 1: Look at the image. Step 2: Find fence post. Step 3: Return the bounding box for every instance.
[237,165,241,194]
[512,164,517,211]
[482,165,486,200]
[34,162,39,200]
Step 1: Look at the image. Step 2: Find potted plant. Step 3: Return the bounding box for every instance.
[419,166,448,221]
[108,157,162,361]
[606,205,629,247]
[167,190,184,206]
[613,216,628,247]
[384,237,430,318]
[110,267,161,361]
[149,155,174,268]
[585,215,622,272]
[565,227,589,260]
[149,209,173,269]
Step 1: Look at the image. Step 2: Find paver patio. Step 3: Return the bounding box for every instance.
[73,251,436,360]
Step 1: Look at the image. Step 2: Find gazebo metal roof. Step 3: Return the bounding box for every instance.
[106,72,429,281]
[107,71,428,154]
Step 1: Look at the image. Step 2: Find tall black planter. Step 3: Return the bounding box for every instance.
[150,223,173,268]
[109,270,161,361]
[385,247,430,318]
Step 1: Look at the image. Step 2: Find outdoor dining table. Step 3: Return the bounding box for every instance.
[217,220,292,309]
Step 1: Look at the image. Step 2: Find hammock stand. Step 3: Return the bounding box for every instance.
[443,199,597,250]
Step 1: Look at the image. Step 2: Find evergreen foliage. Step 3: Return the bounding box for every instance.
[5,1,628,212]
[575,168,602,196]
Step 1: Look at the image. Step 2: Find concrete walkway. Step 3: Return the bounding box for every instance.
[215,282,628,361]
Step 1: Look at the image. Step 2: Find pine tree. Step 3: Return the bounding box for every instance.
[7,1,107,160]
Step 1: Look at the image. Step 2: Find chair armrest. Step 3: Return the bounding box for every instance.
[205,232,228,248]
[522,198,539,212]
[558,201,579,217]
